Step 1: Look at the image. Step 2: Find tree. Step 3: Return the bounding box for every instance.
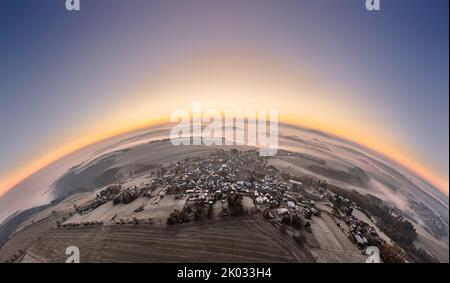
[227,192,244,216]
[207,204,214,219]
[379,244,405,263]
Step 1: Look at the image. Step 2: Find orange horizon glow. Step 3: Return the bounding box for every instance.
[0,52,448,199]
[0,116,167,198]
[0,115,448,199]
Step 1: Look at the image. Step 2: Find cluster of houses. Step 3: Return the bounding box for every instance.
[329,194,384,248]
[135,150,339,232]
[147,150,265,203]
[349,218,381,247]
[122,149,321,225]
[75,185,122,215]
[71,148,386,254]
[75,198,107,215]
[75,184,148,215]
[112,187,140,205]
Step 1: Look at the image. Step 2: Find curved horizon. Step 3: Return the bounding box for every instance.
[0,117,447,201]
[0,1,448,200]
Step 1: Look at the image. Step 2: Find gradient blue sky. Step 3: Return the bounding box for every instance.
[0,0,448,194]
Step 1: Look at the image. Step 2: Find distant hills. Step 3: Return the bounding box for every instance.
[0,197,66,248]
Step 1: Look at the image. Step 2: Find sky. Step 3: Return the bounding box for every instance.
[0,0,448,196]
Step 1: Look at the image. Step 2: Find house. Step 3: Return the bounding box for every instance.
[287,201,296,209]
[276,208,289,216]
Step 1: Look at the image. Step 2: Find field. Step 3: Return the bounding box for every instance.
[64,194,187,225]
[23,215,313,263]
[0,212,66,262]
[309,213,366,263]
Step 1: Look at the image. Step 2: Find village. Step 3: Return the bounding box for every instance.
[58,149,393,262]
